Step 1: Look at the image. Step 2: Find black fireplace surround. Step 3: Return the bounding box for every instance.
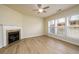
[8,30,20,44]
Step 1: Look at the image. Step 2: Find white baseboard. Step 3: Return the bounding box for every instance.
[22,33,44,39]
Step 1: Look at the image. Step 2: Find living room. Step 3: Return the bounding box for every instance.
[0,4,79,54]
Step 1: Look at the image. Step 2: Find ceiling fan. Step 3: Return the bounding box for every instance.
[33,4,49,14]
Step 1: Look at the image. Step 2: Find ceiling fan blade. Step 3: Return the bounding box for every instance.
[37,4,41,8]
[33,9,38,11]
[37,12,40,14]
[43,6,49,9]
[43,10,46,13]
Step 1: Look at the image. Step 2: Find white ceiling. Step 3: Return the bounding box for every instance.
[5,4,76,18]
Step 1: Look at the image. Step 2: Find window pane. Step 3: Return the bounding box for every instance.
[48,20,55,34]
[70,15,79,21]
[67,15,79,39]
[57,18,65,36]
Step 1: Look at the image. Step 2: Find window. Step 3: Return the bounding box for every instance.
[48,20,55,34]
[48,18,65,36]
[67,15,79,39]
[56,18,65,36]
[48,14,79,39]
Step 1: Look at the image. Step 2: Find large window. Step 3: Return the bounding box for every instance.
[48,18,65,36]
[48,14,79,39]
[67,15,79,39]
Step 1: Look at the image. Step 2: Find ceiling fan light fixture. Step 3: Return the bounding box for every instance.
[33,4,49,14]
[38,8,43,13]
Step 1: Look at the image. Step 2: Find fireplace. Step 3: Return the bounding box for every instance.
[7,30,20,44]
[0,25,23,48]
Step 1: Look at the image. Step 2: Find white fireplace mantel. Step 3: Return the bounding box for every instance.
[0,24,23,48]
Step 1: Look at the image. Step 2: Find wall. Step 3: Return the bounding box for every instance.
[0,5,44,39]
[0,25,3,48]
[0,5,23,26]
[23,15,44,38]
[44,5,79,46]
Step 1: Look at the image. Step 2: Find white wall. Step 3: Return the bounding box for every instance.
[0,5,23,26]
[0,5,44,40]
[0,25,3,48]
[23,15,44,38]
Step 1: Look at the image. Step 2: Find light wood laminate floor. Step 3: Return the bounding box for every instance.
[0,36,79,54]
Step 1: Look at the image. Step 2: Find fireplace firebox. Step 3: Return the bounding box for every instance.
[7,30,20,44]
